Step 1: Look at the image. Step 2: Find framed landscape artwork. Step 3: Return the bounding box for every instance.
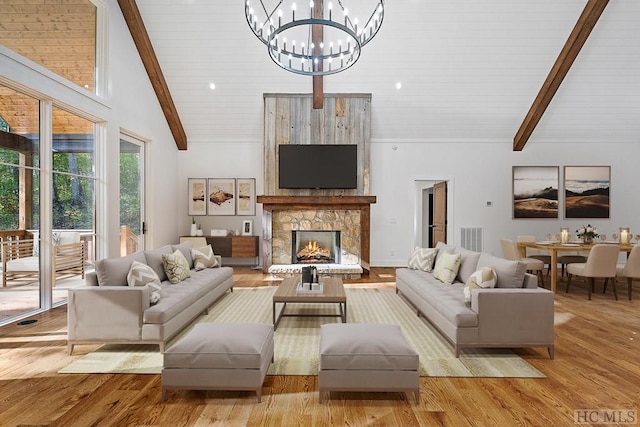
[512,166,559,219]
[236,178,256,216]
[564,166,610,219]
[207,178,236,215]
[187,178,207,216]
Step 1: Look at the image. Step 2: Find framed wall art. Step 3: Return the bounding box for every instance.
[207,178,236,215]
[187,178,207,216]
[564,166,610,219]
[512,166,559,219]
[242,219,253,236]
[236,178,256,216]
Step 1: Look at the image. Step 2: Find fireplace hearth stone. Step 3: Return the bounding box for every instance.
[268,263,363,280]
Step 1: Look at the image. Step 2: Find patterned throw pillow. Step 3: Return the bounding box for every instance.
[127,261,162,305]
[463,267,498,304]
[127,261,160,287]
[407,247,437,272]
[162,249,191,284]
[190,245,219,271]
[432,252,462,284]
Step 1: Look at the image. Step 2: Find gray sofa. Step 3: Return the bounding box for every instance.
[396,242,554,359]
[67,241,233,354]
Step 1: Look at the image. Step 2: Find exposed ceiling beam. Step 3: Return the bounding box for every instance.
[513,0,609,151]
[117,0,188,150]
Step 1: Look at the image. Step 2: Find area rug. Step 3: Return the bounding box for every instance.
[59,287,545,378]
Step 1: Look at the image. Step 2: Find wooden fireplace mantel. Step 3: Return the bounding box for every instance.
[257,195,376,274]
[257,195,376,211]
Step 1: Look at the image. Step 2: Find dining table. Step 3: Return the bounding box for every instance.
[518,241,634,293]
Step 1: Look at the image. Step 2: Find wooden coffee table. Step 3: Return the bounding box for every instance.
[272,276,347,330]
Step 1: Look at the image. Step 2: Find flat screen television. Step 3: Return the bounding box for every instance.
[278,144,358,189]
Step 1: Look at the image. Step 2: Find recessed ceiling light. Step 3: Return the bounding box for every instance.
[395,82,402,90]
[209,83,216,90]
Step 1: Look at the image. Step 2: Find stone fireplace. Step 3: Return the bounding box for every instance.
[292,230,341,264]
[257,196,376,275]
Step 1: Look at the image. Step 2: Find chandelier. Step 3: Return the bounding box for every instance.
[245,0,385,76]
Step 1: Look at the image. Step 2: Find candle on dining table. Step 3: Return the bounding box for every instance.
[619,228,630,244]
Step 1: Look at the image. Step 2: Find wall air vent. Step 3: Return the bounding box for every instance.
[460,227,483,252]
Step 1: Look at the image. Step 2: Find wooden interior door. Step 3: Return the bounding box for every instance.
[432,181,447,245]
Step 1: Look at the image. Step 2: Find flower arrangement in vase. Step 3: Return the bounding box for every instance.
[577,224,599,244]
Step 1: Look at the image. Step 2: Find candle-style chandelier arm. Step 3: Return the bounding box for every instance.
[245,0,384,76]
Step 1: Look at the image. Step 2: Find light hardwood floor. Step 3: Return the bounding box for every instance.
[0,267,638,426]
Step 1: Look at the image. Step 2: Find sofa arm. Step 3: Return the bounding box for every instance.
[67,286,150,343]
[471,288,554,352]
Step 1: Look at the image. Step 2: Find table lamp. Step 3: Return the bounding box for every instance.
[560,227,570,244]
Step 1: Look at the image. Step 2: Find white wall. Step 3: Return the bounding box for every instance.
[176,142,264,240]
[106,0,179,253]
[176,139,640,267]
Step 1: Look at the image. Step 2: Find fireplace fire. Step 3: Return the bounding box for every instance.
[292,230,341,264]
[296,241,332,263]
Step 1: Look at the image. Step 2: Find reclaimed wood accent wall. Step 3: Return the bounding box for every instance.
[263,93,371,196]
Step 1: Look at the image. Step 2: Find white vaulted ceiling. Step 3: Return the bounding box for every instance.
[135,0,640,146]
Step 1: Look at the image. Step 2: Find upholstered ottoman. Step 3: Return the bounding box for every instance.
[162,323,274,402]
[318,323,420,403]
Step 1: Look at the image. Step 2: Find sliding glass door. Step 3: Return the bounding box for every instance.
[0,87,41,321]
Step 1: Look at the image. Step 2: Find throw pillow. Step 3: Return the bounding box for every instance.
[407,247,437,272]
[162,249,191,284]
[127,261,161,287]
[191,245,219,271]
[432,252,462,285]
[126,261,162,305]
[463,267,497,304]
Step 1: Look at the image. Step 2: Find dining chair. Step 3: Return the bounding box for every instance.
[565,244,620,300]
[516,235,551,275]
[612,244,640,300]
[500,239,545,287]
[558,253,587,277]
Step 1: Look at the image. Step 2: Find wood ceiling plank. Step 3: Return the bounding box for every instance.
[117,0,188,150]
[513,0,609,151]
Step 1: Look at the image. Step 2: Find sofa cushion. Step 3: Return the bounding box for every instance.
[171,241,194,269]
[433,252,461,285]
[95,251,146,287]
[463,267,497,304]
[162,250,191,284]
[164,323,274,370]
[407,247,437,272]
[144,245,173,282]
[434,241,455,264]
[477,253,527,288]
[395,268,479,327]
[453,247,482,283]
[144,266,234,324]
[319,324,419,371]
[191,245,219,271]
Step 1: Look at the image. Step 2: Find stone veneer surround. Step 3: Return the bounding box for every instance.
[273,210,361,265]
[257,196,376,274]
